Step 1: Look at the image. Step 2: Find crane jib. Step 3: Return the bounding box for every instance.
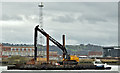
[35,25,67,54]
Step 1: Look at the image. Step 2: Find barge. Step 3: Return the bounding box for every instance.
[7,64,111,70]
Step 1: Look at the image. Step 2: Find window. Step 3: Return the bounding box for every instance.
[108,49,111,52]
[30,48,32,51]
[19,52,21,55]
[11,48,13,51]
[9,52,11,55]
[11,52,13,55]
[14,48,16,51]
[95,61,102,64]
[26,48,28,51]
[18,48,20,51]
[15,52,18,55]
[22,48,24,51]
[4,48,6,51]
[26,53,28,55]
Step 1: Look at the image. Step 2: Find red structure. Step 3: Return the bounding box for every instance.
[46,34,49,62]
[88,51,102,57]
[0,43,34,58]
[88,51,102,55]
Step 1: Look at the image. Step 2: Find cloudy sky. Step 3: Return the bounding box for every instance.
[1,2,118,46]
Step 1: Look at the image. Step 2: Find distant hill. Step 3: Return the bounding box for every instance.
[2,43,103,55]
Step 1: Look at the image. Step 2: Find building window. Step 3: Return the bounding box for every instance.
[22,48,24,51]
[18,48,20,51]
[108,49,111,52]
[16,52,18,55]
[14,48,16,51]
[11,48,13,51]
[9,52,11,55]
[26,48,28,51]
[30,48,32,51]
[18,52,21,55]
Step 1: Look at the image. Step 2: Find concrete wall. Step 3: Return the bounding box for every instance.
[103,48,120,57]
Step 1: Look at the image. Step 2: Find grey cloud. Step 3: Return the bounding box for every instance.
[2,14,23,21]
[1,2,118,46]
[52,14,75,23]
[46,24,117,46]
[78,14,107,24]
[2,14,39,23]
[2,22,36,44]
[118,2,120,46]
[46,2,117,24]
[23,15,39,23]
[2,2,39,18]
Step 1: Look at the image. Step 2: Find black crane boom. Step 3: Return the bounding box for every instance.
[34,25,67,60]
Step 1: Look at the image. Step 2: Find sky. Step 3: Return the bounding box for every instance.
[0,2,118,46]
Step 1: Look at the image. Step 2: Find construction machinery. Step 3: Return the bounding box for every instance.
[7,25,111,70]
[34,25,79,65]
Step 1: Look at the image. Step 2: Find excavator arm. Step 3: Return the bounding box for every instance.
[34,25,68,60]
[34,25,79,65]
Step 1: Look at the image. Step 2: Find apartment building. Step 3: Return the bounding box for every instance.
[0,43,58,60]
[0,43,34,57]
